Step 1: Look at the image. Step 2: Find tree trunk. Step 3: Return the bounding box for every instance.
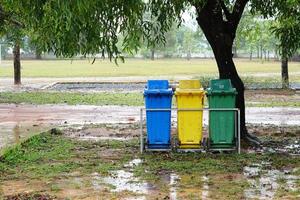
[13,43,21,85]
[151,49,155,60]
[194,0,259,144]
[232,43,238,58]
[187,50,191,60]
[281,57,289,89]
[250,48,253,60]
[35,49,42,60]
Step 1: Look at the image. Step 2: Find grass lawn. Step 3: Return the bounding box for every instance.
[0,91,299,107]
[0,58,299,81]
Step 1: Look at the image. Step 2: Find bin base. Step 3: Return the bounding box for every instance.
[146,144,171,151]
[176,148,205,153]
[209,148,237,153]
[210,144,235,149]
[177,144,202,149]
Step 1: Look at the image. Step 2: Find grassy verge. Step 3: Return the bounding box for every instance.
[0,92,143,106]
[0,91,299,107]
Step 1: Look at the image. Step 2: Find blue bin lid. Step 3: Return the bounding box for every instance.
[144,89,173,96]
[147,80,169,90]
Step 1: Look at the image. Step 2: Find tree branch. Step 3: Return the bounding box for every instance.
[231,0,249,31]
[219,0,232,21]
[0,6,24,28]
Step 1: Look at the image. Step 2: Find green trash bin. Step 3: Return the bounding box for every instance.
[206,79,238,149]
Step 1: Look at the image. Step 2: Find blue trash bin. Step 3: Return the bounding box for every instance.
[144,80,173,149]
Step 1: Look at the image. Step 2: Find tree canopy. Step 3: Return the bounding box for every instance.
[1,1,299,59]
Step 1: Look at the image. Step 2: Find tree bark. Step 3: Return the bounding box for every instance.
[194,0,259,144]
[281,57,289,89]
[151,49,155,60]
[35,49,42,60]
[13,43,21,85]
[187,50,191,60]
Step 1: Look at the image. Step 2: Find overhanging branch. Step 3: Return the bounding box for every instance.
[0,6,24,28]
[231,0,249,31]
[219,0,232,21]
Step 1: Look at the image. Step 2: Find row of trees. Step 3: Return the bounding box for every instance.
[0,0,300,145]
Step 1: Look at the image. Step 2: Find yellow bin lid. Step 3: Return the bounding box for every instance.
[179,80,202,89]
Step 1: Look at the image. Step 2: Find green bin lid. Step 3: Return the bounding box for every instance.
[206,79,237,95]
[209,79,232,90]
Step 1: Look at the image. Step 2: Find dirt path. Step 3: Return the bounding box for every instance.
[0,103,299,150]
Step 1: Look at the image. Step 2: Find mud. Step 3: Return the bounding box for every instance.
[0,104,139,150]
[4,193,55,200]
[64,124,140,142]
[1,103,299,150]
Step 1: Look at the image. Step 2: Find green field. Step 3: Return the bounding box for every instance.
[1,91,299,107]
[0,59,299,81]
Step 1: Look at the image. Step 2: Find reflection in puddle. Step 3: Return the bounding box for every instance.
[92,159,149,196]
[169,173,180,200]
[202,175,209,199]
[0,122,51,150]
[103,170,149,193]
[13,125,20,144]
[244,163,300,199]
[77,136,130,141]
[124,159,143,168]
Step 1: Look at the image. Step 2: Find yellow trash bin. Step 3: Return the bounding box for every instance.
[175,80,205,149]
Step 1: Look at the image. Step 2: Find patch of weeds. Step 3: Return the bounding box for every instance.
[208,175,249,200]
[0,133,136,181]
[50,184,61,192]
[292,168,300,176]
[0,132,77,179]
[4,193,56,200]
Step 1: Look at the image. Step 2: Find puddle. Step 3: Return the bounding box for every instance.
[169,173,180,200]
[245,107,300,126]
[49,82,146,93]
[243,163,300,199]
[92,159,150,197]
[0,104,139,150]
[202,175,210,200]
[0,122,52,150]
[259,140,300,155]
[64,125,140,142]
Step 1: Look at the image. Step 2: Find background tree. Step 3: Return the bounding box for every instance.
[1,21,24,85]
[2,0,300,144]
[272,9,300,89]
[0,4,25,85]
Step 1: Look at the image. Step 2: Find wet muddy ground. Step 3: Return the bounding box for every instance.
[0,80,299,199]
[0,103,299,150]
[0,125,299,200]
